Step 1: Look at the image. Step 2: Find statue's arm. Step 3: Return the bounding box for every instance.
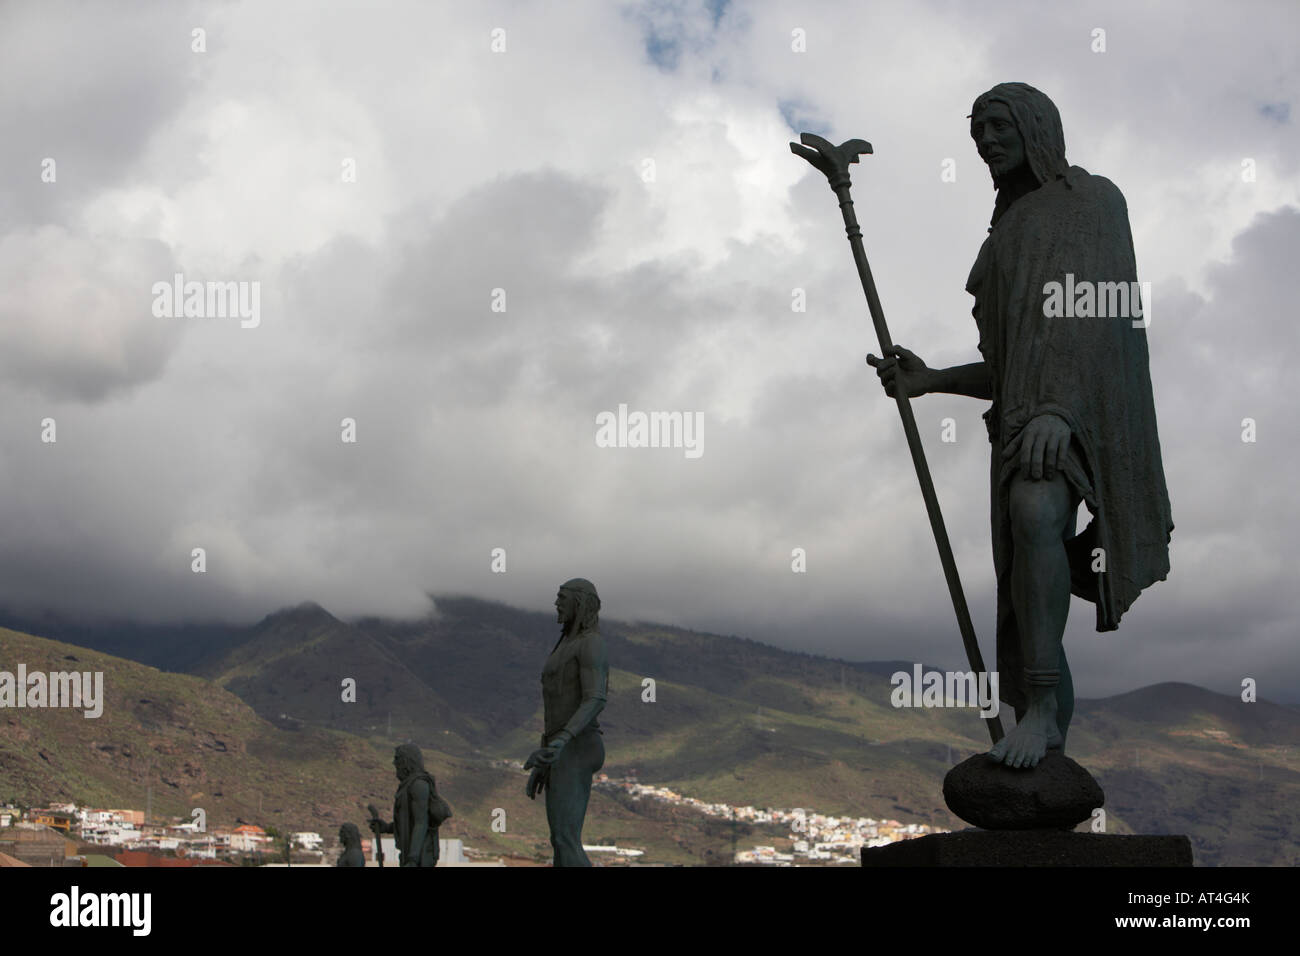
[553,635,609,745]
[868,348,990,401]
[926,361,992,400]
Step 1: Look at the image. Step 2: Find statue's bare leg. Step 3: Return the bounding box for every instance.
[545,730,604,866]
[1056,645,1074,747]
[989,473,1073,767]
[1012,647,1073,747]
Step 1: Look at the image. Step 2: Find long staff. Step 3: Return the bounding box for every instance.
[790,133,1003,745]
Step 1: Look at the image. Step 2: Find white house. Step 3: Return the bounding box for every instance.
[229,826,270,852]
[291,832,324,850]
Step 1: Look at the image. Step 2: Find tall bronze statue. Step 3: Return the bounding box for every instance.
[867,83,1173,769]
[368,743,452,867]
[524,578,609,866]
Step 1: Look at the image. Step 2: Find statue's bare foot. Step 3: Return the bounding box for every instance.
[988,698,1062,768]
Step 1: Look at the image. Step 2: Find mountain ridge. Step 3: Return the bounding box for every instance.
[1,597,1296,864]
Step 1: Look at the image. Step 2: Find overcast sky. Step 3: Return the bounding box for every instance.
[1,0,1296,701]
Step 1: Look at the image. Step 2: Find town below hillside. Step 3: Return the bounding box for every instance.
[1,774,945,868]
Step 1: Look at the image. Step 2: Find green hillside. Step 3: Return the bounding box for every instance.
[3,598,1298,866]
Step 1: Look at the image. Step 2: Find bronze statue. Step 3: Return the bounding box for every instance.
[335,822,366,867]
[368,743,452,867]
[524,578,609,866]
[866,83,1173,769]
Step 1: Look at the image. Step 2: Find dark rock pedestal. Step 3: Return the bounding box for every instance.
[861,830,1194,866]
[943,751,1103,830]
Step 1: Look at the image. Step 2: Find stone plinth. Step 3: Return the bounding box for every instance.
[861,830,1193,867]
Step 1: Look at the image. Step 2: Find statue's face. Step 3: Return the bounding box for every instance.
[972,101,1026,179]
[555,589,577,626]
[394,753,410,781]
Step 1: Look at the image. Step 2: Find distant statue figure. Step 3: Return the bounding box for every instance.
[524,578,609,866]
[335,822,366,867]
[868,83,1172,769]
[368,743,452,867]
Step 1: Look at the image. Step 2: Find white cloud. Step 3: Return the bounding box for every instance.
[0,0,1296,700]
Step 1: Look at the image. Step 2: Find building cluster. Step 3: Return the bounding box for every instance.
[1,801,490,867]
[0,801,326,866]
[6,773,945,867]
[594,775,944,865]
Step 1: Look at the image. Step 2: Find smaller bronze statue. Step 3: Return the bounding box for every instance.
[335,822,366,867]
[524,578,609,867]
[368,743,452,867]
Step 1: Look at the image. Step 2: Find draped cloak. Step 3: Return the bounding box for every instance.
[965,166,1174,709]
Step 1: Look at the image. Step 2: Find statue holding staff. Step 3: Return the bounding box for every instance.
[866,83,1173,768]
[368,743,451,867]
